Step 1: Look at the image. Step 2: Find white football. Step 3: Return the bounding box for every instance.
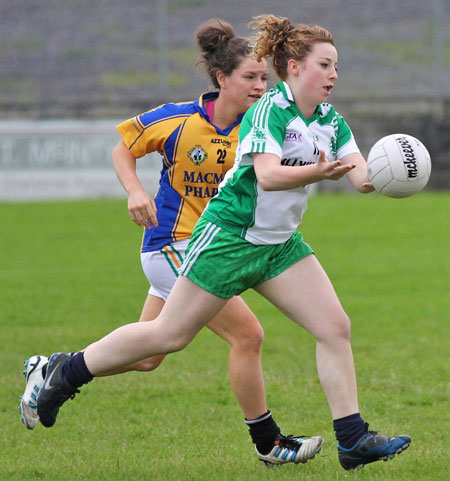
[367,134,431,198]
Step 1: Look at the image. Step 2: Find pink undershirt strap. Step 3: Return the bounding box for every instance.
[205,99,216,122]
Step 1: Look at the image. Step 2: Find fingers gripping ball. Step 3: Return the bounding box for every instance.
[367,134,431,198]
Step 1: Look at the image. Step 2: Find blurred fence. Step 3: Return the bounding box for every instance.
[0,95,447,201]
[0,121,161,201]
[0,0,448,199]
[1,0,449,114]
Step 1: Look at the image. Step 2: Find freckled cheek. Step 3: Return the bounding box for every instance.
[304,71,323,90]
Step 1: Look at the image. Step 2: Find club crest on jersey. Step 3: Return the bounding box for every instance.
[188,145,208,165]
[252,126,267,143]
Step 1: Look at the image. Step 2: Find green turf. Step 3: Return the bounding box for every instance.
[1,193,449,480]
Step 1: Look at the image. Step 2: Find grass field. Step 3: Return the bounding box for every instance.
[1,192,449,481]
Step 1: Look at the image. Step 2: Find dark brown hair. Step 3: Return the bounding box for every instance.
[196,19,252,88]
[250,15,334,80]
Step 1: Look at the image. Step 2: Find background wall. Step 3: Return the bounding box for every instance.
[0,0,448,199]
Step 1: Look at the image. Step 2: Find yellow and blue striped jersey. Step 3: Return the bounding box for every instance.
[117,92,243,252]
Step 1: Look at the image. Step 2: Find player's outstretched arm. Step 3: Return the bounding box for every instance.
[254,150,355,191]
[341,152,375,194]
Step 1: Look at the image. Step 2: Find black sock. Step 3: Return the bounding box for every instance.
[245,410,281,455]
[62,352,94,388]
[333,413,366,449]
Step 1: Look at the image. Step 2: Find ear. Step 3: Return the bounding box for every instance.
[287,59,300,77]
[216,70,226,88]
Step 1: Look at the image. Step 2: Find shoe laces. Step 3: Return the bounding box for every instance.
[364,422,378,436]
[278,434,308,451]
[58,388,80,406]
[69,390,80,400]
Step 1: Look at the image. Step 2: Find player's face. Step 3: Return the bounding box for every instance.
[297,42,338,105]
[221,57,268,113]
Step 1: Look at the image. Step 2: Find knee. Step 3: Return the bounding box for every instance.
[331,312,352,342]
[316,310,352,344]
[135,354,166,372]
[230,321,264,353]
[135,334,191,370]
[163,334,193,354]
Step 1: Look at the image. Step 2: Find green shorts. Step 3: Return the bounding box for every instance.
[179,218,314,299]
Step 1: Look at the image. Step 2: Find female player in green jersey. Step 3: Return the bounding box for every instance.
[36,15,411,470]
[22,19,323,466]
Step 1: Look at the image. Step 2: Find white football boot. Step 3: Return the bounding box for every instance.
[19,355,48,429]
[257,434,324,467]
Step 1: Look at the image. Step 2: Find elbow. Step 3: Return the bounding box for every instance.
[258,174,277,191]
[112,143,122,166]
[259,179,271,191]
[353,182,374,194]
[354,184,366,194]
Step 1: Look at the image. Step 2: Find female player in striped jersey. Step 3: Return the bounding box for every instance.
[36,15,411,470]
[22,19,323,467]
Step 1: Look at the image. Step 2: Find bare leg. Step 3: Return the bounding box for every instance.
[206,296,266,419]
[98,295,167,376]
[84,276,227,376]
[135,295,167,369]
[255,254,359,419]
[98,291,267,419]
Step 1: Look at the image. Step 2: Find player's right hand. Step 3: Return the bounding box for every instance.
[127,188,158,228]
[316,149,355,180]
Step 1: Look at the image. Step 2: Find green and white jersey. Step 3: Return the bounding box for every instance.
[203,81,360,245]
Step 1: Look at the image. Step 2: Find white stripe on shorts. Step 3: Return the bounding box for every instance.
[179,222,221,276]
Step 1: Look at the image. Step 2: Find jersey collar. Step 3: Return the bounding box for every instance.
[276,81,323,123]
[278,81,295,102]
[196,91,244,135]
[197,91,220,115]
